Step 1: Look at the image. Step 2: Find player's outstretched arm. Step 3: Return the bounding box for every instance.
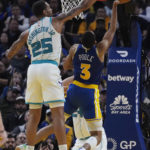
[96,0,120,62]
[52,0,96,33]
[63,44,78,71]
[6,30,29,60]
[57,0,96,22]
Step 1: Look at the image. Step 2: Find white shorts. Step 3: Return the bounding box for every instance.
[25,63,65,106]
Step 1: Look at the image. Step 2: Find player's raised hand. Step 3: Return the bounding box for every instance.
[114,0,131,5]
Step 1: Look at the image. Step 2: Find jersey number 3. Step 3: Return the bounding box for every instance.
[80,63,91,80]
[31,38,52,57]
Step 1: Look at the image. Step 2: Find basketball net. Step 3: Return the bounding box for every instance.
[61,0,85,19]
[60,0,107,19]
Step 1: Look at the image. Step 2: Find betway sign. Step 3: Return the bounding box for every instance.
[108,75,134,83]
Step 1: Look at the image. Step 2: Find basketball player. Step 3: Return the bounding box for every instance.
[63,0,121,149]
[6,0,97,150]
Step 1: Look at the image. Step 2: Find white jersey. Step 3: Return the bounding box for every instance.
[27,17,61,64]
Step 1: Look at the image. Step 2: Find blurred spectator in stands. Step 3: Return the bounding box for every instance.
[0,61,10,95]
[0,87,21,118]
[138,2,150,23]
[5,18,21,46]
[89,7,110,32]
[17,0,32,18]
[12,110,29,136]
[0,2,7,33]
[94,17,106,42]
[3,133,16,150]
[29,15,38,26]
[3,4,29,32]
[37,139,54,150]
[1,71,23,99]
[16,132,27,146]
[143,24,150,54]
[0,33,9,58]
[0,53,13,75]
[10,46,30,76]
[9,71,23,91]
[49,0,61,16]
[3,96,27,132]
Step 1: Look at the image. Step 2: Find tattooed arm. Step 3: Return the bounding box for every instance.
[52,0,97,33]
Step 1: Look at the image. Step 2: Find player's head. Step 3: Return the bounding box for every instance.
[32,0,52,18]
[81,31,96,49]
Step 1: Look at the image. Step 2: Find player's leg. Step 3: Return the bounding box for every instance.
[16,65,43,150]
[34,124,54,144]
[50,104,67,150]
[26,105,42,146]
[41,64,67,150]
[79,86,103,150]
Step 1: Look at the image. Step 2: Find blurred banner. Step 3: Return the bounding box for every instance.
[104,21,147,150]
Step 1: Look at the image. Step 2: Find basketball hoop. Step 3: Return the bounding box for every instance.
[61,0,84,19]
[61,0,107,20]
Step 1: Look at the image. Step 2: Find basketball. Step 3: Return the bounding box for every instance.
[119,0,131,4]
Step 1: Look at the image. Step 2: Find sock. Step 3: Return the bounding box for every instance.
[26,145,34,150]
[58,144,67,150]
[85,136,97,150]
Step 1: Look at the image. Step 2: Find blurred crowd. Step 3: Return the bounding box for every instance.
[0,0,150,149]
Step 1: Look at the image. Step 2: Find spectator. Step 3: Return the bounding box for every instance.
[0,2,7,33]
[10,46,30,76]
[3,96,27,132]
[0,32,9,58]
[3,4,29,32]
[0,54,13,74]
[94,17,106,42]
[5,18,21,46]
[37,140,54,150]
[1,71,23,99]
[0,61,10,95]
[89,7,110,32]
[16,132,27,146]
[9,71,23,92]
[0,87,21,118]
[11,110,29,136]
[49,0,61,16]
[3,133,16,150]
[17,0,32,18]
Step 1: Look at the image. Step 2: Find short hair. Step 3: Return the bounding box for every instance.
[32,0,47,18]
[81,31,96,49]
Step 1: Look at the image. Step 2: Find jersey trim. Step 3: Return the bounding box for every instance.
[73,80,98,89]
[44,100,65,103]
[26,102,42,105]
[32,60,58,66]
[50,17,52,23]
[26,99,65,105]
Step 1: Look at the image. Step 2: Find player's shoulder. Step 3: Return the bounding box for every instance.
[70,44,79,53]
